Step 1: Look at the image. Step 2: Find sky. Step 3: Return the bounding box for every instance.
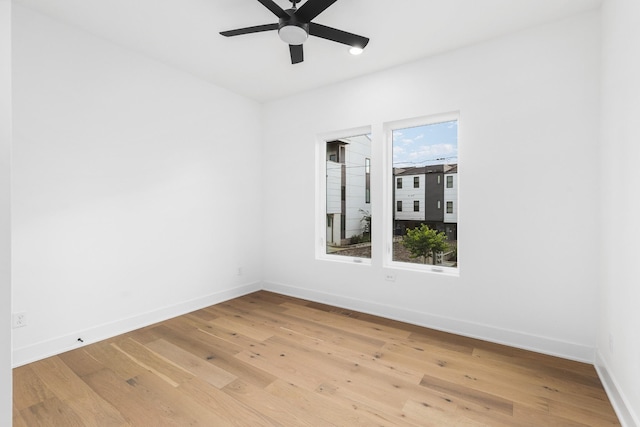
[392,120,458,167]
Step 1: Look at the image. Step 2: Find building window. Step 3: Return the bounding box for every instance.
[389,115,458,271]
[322,132,372,261]
[396,177,402,189]
[365,158,371,203]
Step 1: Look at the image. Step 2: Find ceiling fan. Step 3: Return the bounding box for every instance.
[220,0,370,64]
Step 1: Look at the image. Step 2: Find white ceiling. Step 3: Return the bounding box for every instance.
[15,0,601,102]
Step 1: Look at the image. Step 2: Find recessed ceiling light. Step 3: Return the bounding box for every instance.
[349,47,364,56]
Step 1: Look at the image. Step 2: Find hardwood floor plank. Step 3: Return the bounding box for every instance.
[12,402,30,427]
[264,378,410,427]
[28,357,128,426]
[13,291,621,426]
[82,369,202,426]
[111,337,193,387]
[58,348,104,378]
[144,323,278,388]
[19,397,86,427]
[208,314,275,342]
[402,398,493,427]
[146,338,237,388]
[312,381,423,426]
[222,379,321,427]
[281,302,413,342]
[12,365,55,411]
[420,373,514,416]
[513,403,592,426]
[547,398,620,426]
[178,377,281,427]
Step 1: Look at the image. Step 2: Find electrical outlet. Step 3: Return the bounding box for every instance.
[12,312,27,329]
[237,267,243,276]
[384,272,396,282]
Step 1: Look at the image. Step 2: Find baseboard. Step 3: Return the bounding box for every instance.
[262,281,595,363]
[595,351,640,427]
[12,282,261,368]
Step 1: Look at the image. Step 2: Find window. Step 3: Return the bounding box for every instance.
[322,131,372,261]
[317,115,458,274]
[389,115,458,272]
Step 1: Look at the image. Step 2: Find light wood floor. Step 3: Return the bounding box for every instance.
[13,291,620,426]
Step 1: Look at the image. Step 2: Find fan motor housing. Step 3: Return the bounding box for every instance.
[278,10,310,45]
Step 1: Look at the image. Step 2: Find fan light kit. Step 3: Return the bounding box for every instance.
[220,0,369,64]
[279,24,308,45]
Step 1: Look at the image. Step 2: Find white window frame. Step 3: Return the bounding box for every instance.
[316,126,372,266]
[382,112,460,276]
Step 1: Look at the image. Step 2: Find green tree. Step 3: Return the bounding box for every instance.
[402,224,448,264]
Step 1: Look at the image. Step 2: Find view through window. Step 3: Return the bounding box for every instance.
[325,134,371,259]
[391,120,458,268]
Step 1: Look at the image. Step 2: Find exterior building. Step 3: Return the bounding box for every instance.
[393,164,457,241]
[443,164,458,241]
[326,135,371,246]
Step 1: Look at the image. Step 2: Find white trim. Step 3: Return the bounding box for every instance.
[11,282,261,368]
[262,280,595,363]
[595,351,640,427]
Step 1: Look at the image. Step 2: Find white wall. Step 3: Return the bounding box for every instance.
[0,0,12,423]
[11,5,264,365]
[262,11,601,362]
[598,0,640,424]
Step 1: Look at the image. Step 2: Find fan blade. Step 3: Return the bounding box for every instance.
[295,0,338,22]
[220,23,278,37]
[257,0,288,19]
[309,22,369,48]
[289,44,304,64]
